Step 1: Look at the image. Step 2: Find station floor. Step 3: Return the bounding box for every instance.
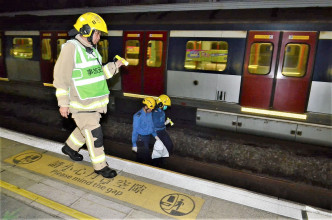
[0,128,331,219]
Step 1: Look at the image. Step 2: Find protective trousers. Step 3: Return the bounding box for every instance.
[156,129,173,154]
[136,134,151,165]
[152,129,173,167]
[65,112,107,171]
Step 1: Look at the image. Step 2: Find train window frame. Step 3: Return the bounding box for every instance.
[281,43,310,78]
[184,40,228,72]
[125,40,140,66]
[248,42,273,75]
[10,37,33,59]
[146,40,163,68]
[41,38,52,61]
[97,39,109,64]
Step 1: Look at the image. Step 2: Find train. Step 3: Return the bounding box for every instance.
[0,2,331,147]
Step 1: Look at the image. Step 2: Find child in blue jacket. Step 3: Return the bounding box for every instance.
[152,94,174,166]
[132,97,159,164]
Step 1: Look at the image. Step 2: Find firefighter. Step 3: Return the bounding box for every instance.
[53,12,124,178]
[152,94,174,166]
[132,97,160,164]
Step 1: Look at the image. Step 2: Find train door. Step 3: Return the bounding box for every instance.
[143,31,167,95]
[272,32,317,113]
[241,31,280,109]
[122,31,167,96]
[40,31,68,85]
[122,31,144,94]
[0,31,6,78]
[241,31,317,113]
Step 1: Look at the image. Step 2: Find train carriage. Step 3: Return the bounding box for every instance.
[0,3,331,146]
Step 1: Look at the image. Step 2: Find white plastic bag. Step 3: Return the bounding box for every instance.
[152,139,169,159]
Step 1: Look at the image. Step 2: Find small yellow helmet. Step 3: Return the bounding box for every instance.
[73,12,108,37]
[142,97,156,110]
[157,94,171,108]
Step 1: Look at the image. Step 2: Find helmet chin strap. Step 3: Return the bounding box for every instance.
[87,29,96,47]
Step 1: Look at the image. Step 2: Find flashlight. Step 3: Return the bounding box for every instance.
[115,55,129,66]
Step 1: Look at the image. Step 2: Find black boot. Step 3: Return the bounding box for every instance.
[94,166,117,178]
[62,144,83,161]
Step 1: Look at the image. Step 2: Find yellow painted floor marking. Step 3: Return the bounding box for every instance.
[0,180,98,220]
[4,150,205,219]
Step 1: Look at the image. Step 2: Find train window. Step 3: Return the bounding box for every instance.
[125,40,140,66]
[97,39,109,64]
[10,38,33,59]
[146,40,163,67]
[41,39,52,60]
[56,39,67,60]
[248,43,273,75]
[282,43,309,77]
[184,41,228,72]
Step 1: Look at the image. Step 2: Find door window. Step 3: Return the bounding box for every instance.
[125,40,140,66]
[97,39,109,64]
[146,40,163,67]
[41,39,52,60]
[56,39,67,60]
[248,43,273,75]
[10,38,33,59]
[282,43,309,77]
[184,41,228,71]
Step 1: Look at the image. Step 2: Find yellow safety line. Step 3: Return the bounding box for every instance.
[0,180,98,220]
[241,107,307,120]
[0,77,9,81]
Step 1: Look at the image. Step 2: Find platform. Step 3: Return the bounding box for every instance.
[0,128,331,219]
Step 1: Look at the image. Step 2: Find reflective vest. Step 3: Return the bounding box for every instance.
[70,40,109,100]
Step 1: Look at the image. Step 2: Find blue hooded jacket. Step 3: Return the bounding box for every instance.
[152,108,166,131]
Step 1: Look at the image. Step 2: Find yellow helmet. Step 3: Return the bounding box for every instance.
[73,12,108,37]
[157,94,171,108]
[142,97,156,110]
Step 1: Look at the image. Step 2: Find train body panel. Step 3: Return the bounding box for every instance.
[167,30,245,102]
[307,81,331,114]
[167,70,219,100]
[167,71,242,103]
[167,31,246,76]
[312,32,332,83]
[306,32,332,115]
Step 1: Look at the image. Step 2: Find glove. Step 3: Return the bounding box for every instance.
[165,117,174,126]
[164,118,171,125]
